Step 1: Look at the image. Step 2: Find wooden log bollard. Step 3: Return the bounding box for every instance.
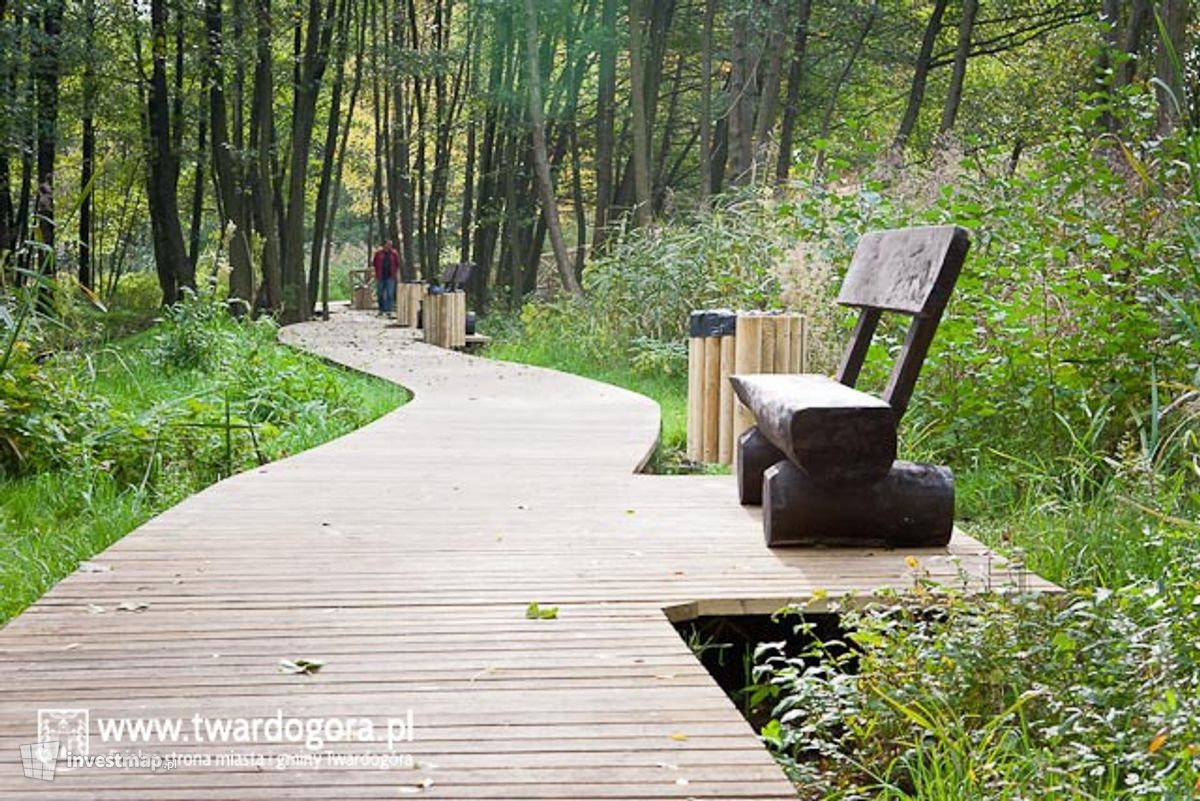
[687,310,808,466]
[686,311,736,463]
[395,282,428,327]
[423,291,467,349]
[731,312,807,466]
[762,460,954,547]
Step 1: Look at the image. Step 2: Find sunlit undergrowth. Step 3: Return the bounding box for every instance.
[0,293,406,624]
[754,568,1200,799]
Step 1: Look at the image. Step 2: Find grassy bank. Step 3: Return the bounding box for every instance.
[0,298,406,624]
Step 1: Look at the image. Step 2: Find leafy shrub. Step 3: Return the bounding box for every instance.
[0,345,106,477]
[782,131,1200,464]
[151,290,239,372]
[755,563,1200,799]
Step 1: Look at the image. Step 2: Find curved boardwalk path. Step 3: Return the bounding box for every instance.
[0,309,1050,799]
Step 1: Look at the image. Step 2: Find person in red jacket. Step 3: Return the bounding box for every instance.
[371,241,400,313]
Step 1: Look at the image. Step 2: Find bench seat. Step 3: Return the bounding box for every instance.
[729,374,897,488]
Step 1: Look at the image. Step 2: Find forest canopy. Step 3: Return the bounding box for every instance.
[0,0,1190,321]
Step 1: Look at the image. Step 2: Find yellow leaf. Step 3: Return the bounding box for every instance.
[1149,729,1169,754]
[669,732,688,742]
[905,556,920,569]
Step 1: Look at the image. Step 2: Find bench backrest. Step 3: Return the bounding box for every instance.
[440,262,474,291]
[835,226,969,420]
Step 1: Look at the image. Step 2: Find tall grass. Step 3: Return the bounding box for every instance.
[0,297,405,623]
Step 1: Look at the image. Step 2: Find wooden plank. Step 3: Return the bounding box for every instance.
[701,336,720,463]
[774,315,791,373]
[717,334,736,464]
[686,337,704,461]
[791,314,806,373]
[732,314,764,456]
[759,316,776,378]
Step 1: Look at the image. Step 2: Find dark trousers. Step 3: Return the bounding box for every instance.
[377,276,396,313]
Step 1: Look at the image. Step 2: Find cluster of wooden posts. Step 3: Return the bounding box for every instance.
[421,291,467,349]
[686,310,808,466]
[395,281,427,328]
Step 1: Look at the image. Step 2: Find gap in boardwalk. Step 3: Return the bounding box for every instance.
[671,612,852,732]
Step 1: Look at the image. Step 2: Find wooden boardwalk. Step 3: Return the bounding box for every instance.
[0,309,1052,799]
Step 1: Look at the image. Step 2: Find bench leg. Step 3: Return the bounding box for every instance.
[737,426,785,506]
[763,460,954,547]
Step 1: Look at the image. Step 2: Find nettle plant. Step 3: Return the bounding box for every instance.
[752,563,1200,800]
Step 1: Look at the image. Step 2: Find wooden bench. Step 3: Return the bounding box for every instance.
[731,225,969,547]
[349,268,375,310]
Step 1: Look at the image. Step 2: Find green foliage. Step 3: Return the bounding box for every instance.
[151,290,240,371]
[781,132,1200,464]
[0,295,406,622]
[586,194,790,342]
[755,565,1200,799]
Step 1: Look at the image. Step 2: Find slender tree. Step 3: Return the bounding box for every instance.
[79,0,96,290]
[775,0,812,183]
[523,0,582,295]
[940,0,979,134]
[145,0,191,304]
[894,0,949,151]
[628,0,652,227]
[698,0,716,203]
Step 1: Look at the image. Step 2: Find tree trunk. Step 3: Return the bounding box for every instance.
[939,0,978,134]
[1155,0,1189,134]
[653,53,684,208]
[775,0,812,183]
[592,0,617,252]
[1095,0,1121,131]
[205,0,255,311]
[752,0,788,170]
[79,0,96,290]
[279,0,335,322]
[628,0,652,227]
[323,3,366,318]
[460,113,476,265]
[699,0,716,204]
[1117,0,1152,88]
[33,0,63,303]
[251,0,283,311]
[0,0,12,263]
[309,0,352,310]
[523,0,582,295]
[146,0,190,305]
[893,0,948,151]
[188,108,208,273]
[817,3,876,174]
[726,1,757,186]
